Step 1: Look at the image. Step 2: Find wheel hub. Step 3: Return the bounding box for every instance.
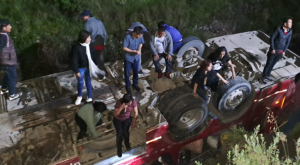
[226,89,244,109]
[177,109,203,130]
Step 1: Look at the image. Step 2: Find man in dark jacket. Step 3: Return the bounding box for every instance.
[261,17,293,84]
[0,19,22,100]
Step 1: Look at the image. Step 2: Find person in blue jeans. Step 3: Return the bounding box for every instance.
[150,26,173,79]
[158,21,183,53]
[72,30,101,105]
[0,19,22,100]
[123,27,144,94]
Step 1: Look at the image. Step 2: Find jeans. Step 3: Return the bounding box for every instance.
[1,66,17,95]
[153,53,172,73]
[113,117,132,152]
[77,68,92,98]
[280,108,300,135]
[124,59,139,88]
[173,41,183,53]
[75,113,103,140]
[262,53,282,77]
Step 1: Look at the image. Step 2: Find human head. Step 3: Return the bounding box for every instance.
[78,30,91,44]
[283,16,293,29]
[295,72,300,84]
[200,60,213,71]
[161,153,175,165]
[158,21,166,28]
[0,19,11,32]
[216,46,227,59]
[121,94,133,105]
[79,9,93,22]
[133,26,144,39]
[93,102,107,113]
[157,26,166,38]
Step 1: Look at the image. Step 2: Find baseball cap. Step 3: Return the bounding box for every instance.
[0,19,9,29]
[79,9,93,18]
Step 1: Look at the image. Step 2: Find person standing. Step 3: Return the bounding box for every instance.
[158,21,182,53]
[113,94,138,157]
[151,26,173,79]
[0,19,22,100]
[207,46,236,79]
[72,30,105,105]
[75,101,107,141]
[123,26,144,94]
[127,22,148,75]
[79,10,107,76]
[261,17,293,84]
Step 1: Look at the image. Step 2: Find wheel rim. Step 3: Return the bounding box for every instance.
[225,89,245,111]
[176,109,204,130]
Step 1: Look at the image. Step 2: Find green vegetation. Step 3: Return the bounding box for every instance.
[1,0,300,79]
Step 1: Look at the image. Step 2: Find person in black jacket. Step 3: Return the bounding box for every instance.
[72,30,99,105]
[262,17,293,84]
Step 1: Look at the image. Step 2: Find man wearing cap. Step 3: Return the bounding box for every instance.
[0,19,22,100]
[79,9,107,76]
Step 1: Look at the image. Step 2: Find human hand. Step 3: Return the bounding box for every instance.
[167,55,172,61]
[154,55,159,61]
[231,74,236,79]
[223,80,230,85]
[76,73,81,78]
[282,52,285,56]
[193,93,199,99]
[136,50,141,55]
[132,121,137,128]
[271,50,276,54]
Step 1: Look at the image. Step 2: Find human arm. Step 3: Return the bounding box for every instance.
[132,105,138,128]
[166,31,173,56]
[283,30,292,54]
[113,101,126,118]
[123,35,139,54]
[228,60,236,79]
[86,109,99,139]
[137,43,143,55]
[216,73,229,85]
[193,83,199,99]
[71,46,80,77]
[150,36,159,60]
[270,28,279,53]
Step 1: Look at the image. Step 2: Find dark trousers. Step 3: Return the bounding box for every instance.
[124,59,139,88]
[153,53,172,73]
[1,66,17,95]
[280,108,300,135]
[75,113,103,141]
[262,53,282,77]
[206,76,219,91]
[113,117,132,152]
[95,49,105,79]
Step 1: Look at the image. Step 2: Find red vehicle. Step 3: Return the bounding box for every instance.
[0,31,298,165]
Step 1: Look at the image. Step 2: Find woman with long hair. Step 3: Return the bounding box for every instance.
[72,30,105,105]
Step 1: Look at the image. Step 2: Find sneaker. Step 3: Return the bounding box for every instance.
[265,76,273,82]
[158,71,163,79]
[132,85,140,92]
[75,96,82,105]
[261,77,268,84]
[126,87,131,94]
[86,98,93,103]
[8,92,22,101]
[138,70,144,74]
[164,72,171,79]
[1,88,9,94]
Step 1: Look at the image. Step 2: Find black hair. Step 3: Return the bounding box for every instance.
[158,21,165,28]
[158,26,166,33]
[283,16,293,25]
[78,30,91,43]
[161,153,175,165]
[295,72,300,84]
[93,102,107,113]
[133,26,144,35]
[210,46,228,62]
[121,94,133,104]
